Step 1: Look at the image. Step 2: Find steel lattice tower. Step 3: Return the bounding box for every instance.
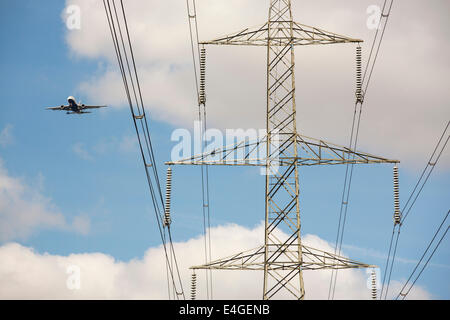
[168,0,399,299]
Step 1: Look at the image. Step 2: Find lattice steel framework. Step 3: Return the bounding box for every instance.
[167,0,399,300]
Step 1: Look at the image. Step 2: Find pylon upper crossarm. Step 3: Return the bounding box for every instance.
[291,22,362,45]
[200,22,269,46]
[199,21,362,47]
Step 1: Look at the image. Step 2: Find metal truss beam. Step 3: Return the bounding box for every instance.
[190,245,376,271]
[200,21,362,47]
[165,134,399,167]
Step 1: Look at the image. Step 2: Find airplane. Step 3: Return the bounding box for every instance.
[46,96,107,114]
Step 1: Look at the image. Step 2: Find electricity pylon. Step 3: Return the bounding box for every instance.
[167,0,399,299]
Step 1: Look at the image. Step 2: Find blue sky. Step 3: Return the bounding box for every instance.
[0,0,448,299]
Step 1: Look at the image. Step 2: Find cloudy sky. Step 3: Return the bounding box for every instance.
[0,0,448,299]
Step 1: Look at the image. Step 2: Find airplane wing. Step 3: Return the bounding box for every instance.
[45,106,67,111]
[81,105,108,110]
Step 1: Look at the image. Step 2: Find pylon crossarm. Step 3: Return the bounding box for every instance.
[200,22,269,46]
[190,244,376,271]
[292,22,362,45]
[301,245,377,270]
[165,134,399,166]
[294,134,400,165]
[199,21,362,47]
[190,245,266,271]
[166,135,268,166]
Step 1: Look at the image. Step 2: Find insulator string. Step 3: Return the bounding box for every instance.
[393,165,401,225]
[199,48,206,105]
[356,45,364,104]
[371,269,378,300]
[191,272,197,300]
[164,166,173,227]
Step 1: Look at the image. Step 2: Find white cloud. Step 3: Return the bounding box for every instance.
[71,134,139,160]
[0,222,431,299]
[71,215,90,236]
[118,134,138,153]
[0,159,90,241]
[71,142,93,160]
[63,0,450,170]
[0,124,14,147]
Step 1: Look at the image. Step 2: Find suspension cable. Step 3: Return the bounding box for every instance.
[382,224,400,299]
[328,98,362,299]
[401,121,449,225]
[381,120,449,299]
[396,210,449,300]
[362,0,393,97]
[186,0,213,299]
[328,0,394,299]
[103,0,184,300]
[379,164,402,298]
[380,225,395,298]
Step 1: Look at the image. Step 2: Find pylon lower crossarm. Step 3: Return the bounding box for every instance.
[189,244,376,271]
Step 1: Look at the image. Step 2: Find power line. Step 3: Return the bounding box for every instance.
[103,0,185,300]
[328,0,394,300]
[362,0,394,98]
[382,224,400,299]
[401,121,449,225]
[328,101,362,299]
[380,120,449,299]
[186,0,213,299]
[380,226,396,299]
[396,210,449,300]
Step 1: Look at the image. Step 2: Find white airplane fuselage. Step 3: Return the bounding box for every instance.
[67,96,84,112]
